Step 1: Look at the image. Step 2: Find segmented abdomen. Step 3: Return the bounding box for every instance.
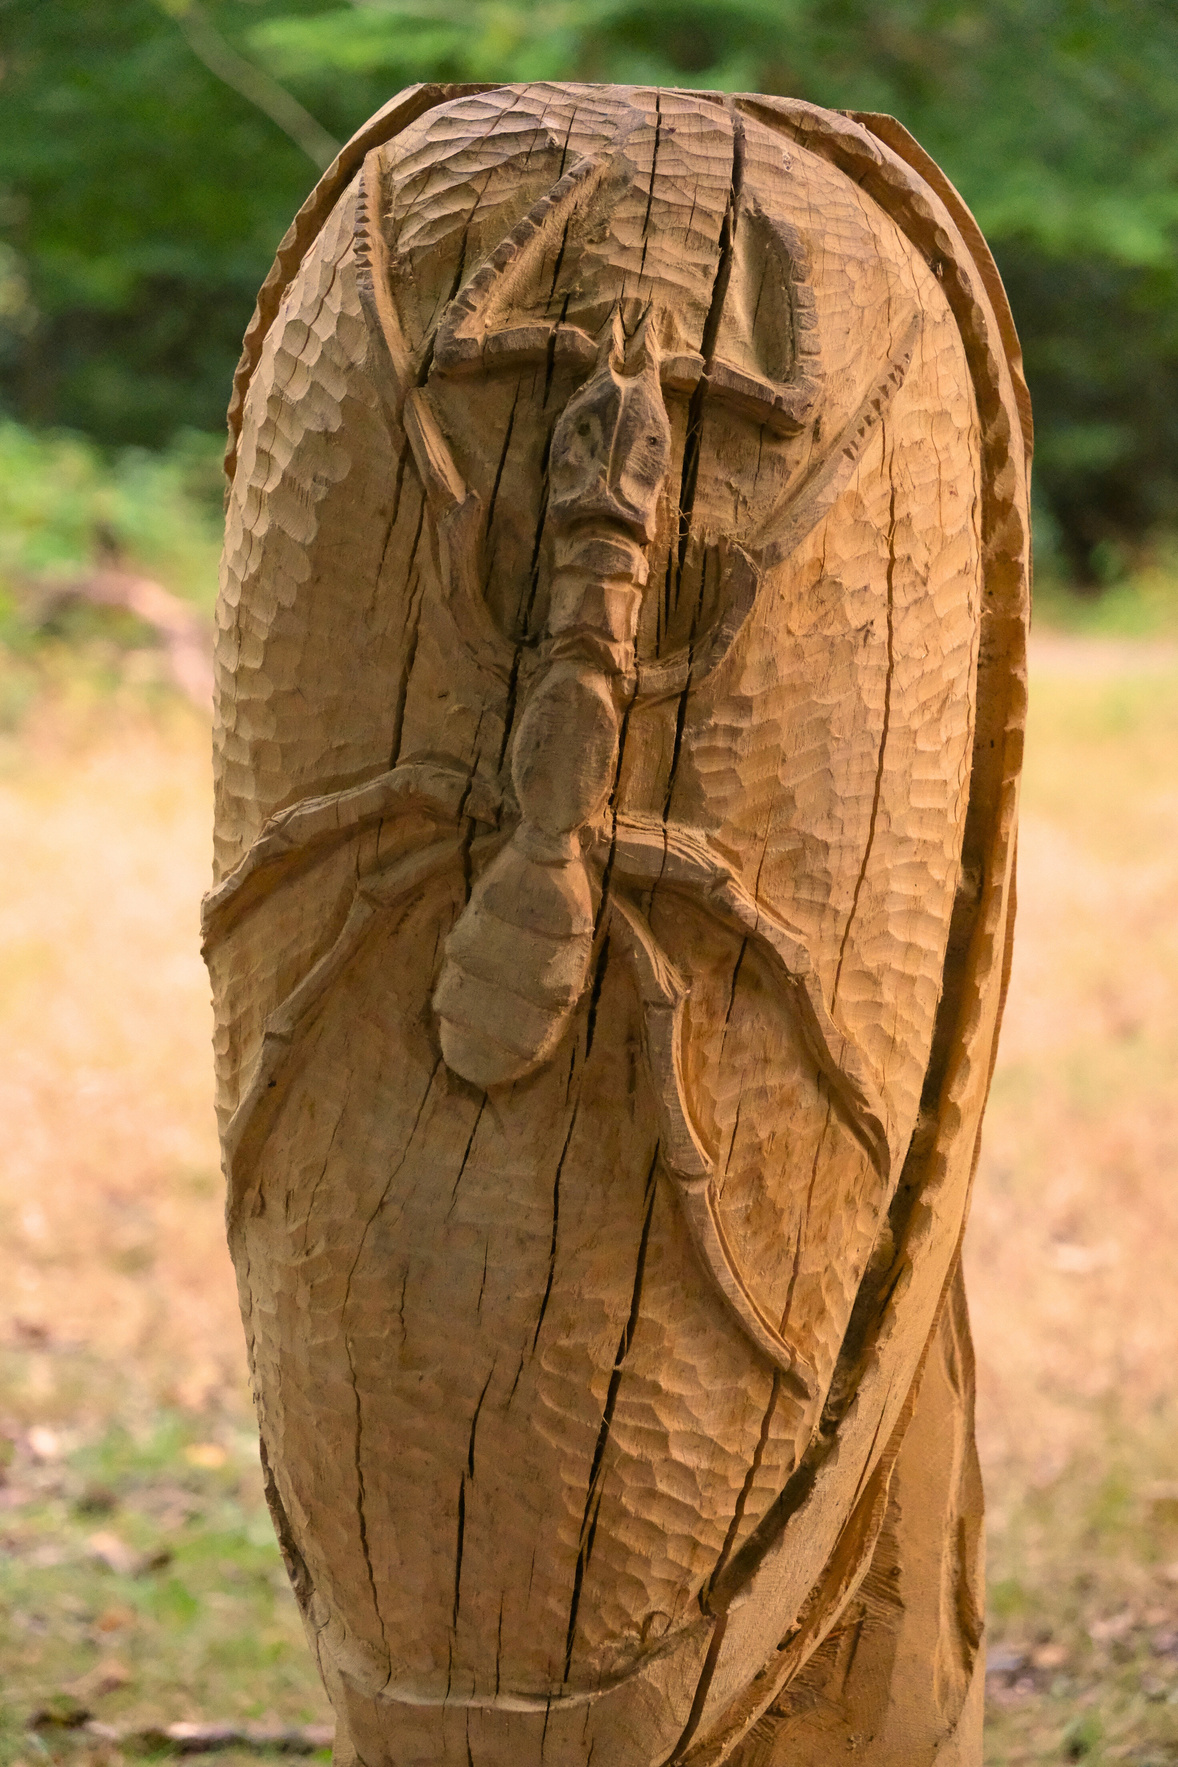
[433,837,596,1088]
[433,663,619,1088]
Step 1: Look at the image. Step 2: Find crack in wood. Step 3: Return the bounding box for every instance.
[564,1153,659,1682]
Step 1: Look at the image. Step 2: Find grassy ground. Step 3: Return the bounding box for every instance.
[968,633,1178,1765]
[0,1418,327,1758]
[1,618,1177,1765]
[0,675,332,1767]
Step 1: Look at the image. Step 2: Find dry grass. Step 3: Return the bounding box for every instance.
[969,635,1178,1764]
[970,636,1178,1490]
[1,637,1177,1762]
[0,677,329,1766]
[0,682,232,1425]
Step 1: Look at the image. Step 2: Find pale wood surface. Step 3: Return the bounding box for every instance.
[206,83,1029,1767]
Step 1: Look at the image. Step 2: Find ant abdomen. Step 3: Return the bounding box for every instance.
[434,663,620,1088]
[434,837,596,1088]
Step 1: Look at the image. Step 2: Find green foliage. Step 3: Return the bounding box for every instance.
[1,0,1176,572]
[0,422,223,724]
[0,0,354,445]
[0,423,223,609]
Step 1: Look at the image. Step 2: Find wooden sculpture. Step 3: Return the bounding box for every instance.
[205,83,1030,1767]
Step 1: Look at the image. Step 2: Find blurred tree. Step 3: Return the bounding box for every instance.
[1,0,1176,574]
[0,0,348,446]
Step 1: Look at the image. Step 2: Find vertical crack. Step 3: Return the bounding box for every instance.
[666,1608,730,1764]
[835,430,897,1003]
[497,642,524,771]
[717,935,749,1069]
[453,1473,466,1627]
[344,1333,388,1660]
[533,1103,580,1348]
[446,1095,488,1221]
[704,1373,780,1606]
[548,222,573,312]
[468,1363,495,1476]
[387,487,429,766]
[637,94,663,282]
[563,1154,659,1679]
[556,102,580,179]
[661,543,712,822]
[666,111,744,633]
[484,383,522,550]
[369,437,409,620]
[542,293,572,408]
[495,1594,505,1696]
[582,934,611,1061]
[338,1055,441,1654]
[780,1094,832,1331]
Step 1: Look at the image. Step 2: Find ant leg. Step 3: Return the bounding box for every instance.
[609,893,817,1402]
[607,893,708,1181]
[606,817,890,1183]
[401,387,512,682]
[203,758,501,944]
[226,831,500,1236]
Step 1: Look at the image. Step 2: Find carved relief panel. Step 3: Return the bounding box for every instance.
[206,83,1029,1767]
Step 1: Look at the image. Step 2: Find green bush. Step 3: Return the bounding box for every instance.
[0,423,223,613]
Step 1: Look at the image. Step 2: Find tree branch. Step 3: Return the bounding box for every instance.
[162,0,341,171]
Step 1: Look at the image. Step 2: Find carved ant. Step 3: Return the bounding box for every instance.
[204,144,917,1388]
[434,308,670,1088]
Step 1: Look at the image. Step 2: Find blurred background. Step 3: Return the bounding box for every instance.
[1,5,1177,1764]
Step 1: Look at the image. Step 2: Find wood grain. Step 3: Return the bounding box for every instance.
[207,82,1029,1767]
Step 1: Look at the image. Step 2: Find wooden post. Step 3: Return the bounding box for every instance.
[205,84,1029,1767]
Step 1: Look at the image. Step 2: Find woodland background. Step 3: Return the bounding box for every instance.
[3,0,1178,593]
[2,6,1178,1767]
